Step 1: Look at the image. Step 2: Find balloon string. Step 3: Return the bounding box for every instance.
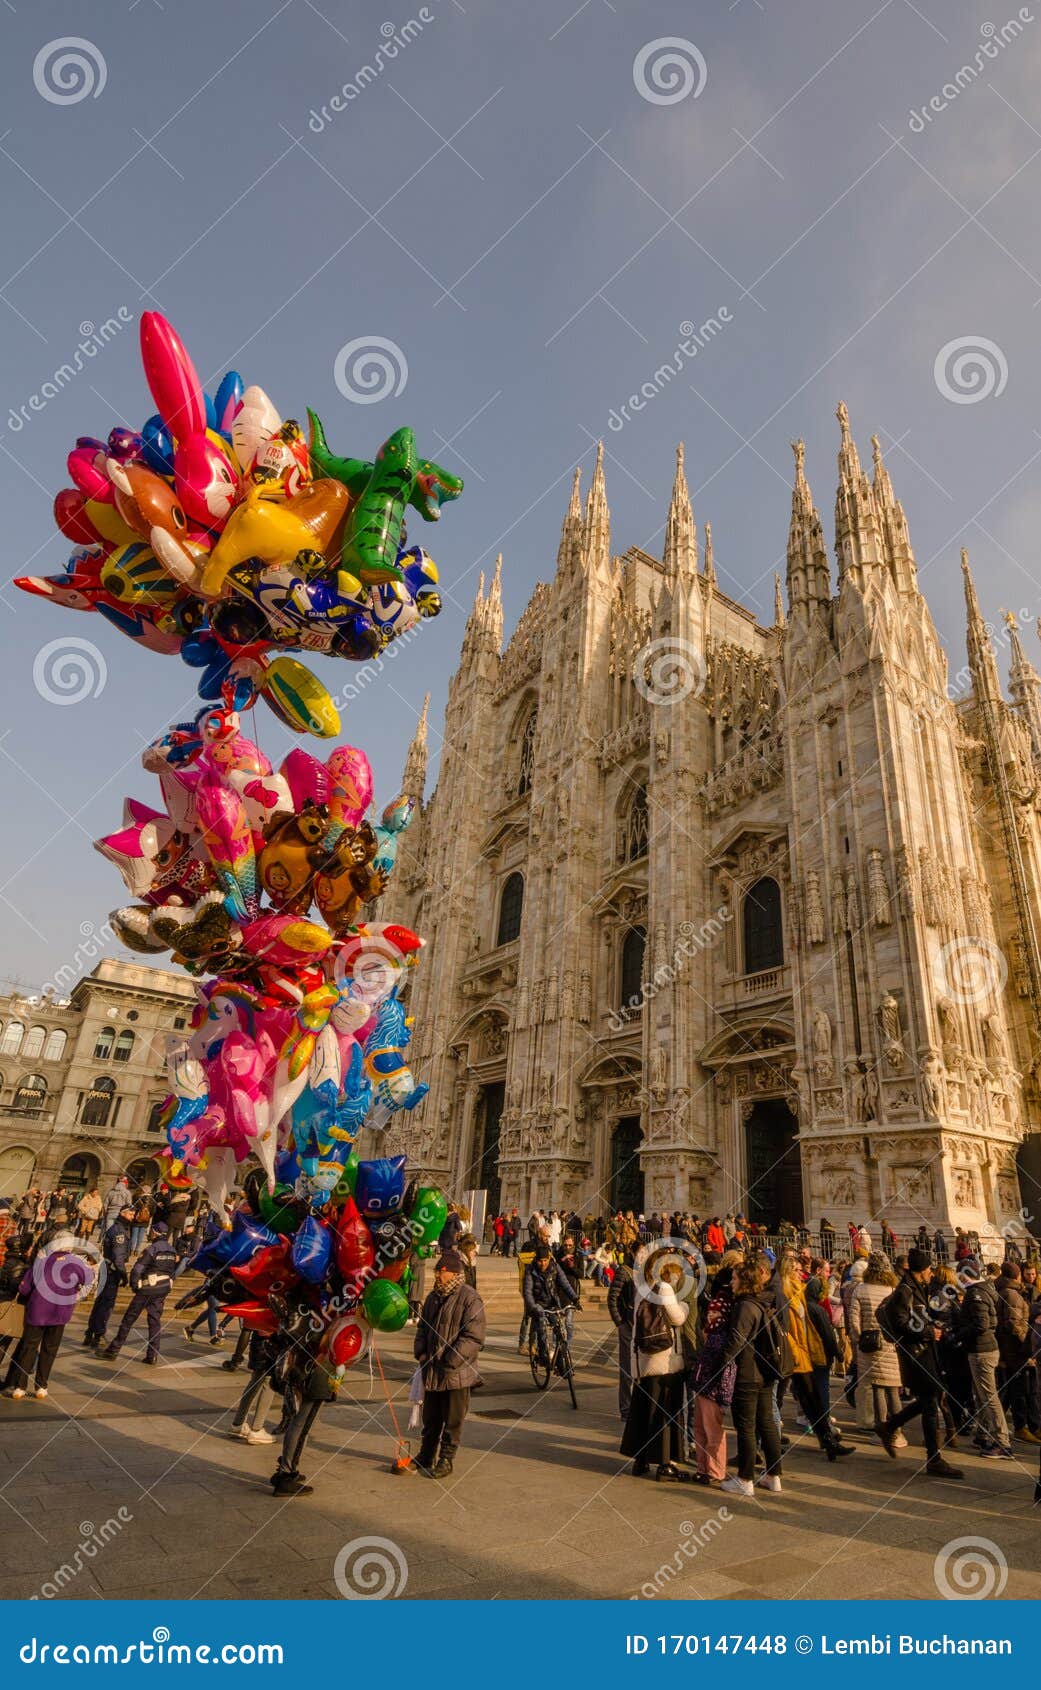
[371,1337,410,1458]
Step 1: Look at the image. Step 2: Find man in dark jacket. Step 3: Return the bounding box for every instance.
[414,1249,486,1478]
[83,1203,134,1349]
[995,1261,1040,1439]
[524,1242,579,1371]
[554,1235,583,1344]
[607,1250,637,1421]
[955,1260,1011,1454]
[101,1221,181,1364]
[876,1247,962,1477]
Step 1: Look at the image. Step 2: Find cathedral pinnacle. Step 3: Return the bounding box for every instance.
[702,520,716,589]
[487,554,504,649]
[402,691,430,801]
[962,548,1002,705]
[774,572,786,627]
[664,441,696,576]
[584,439,610,570]
[556,466,583,574]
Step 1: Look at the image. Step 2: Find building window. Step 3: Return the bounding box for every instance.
[496,873,524,946]
[173,1017,186,1031]
[43,1029,67,1062]
[113,1029,135,1064]
[126,1010,139,1022]
[22,1026,46,1061]
[93,1026,115,1061]
[618,785,649,862]
[743,877,784,973]
[12,1074,47,1115]
[517,712,537,796]
[0,1023,25,1057]
[146,1099,168,1135]
[619,926,647,1015]
[80,1076,116,1129]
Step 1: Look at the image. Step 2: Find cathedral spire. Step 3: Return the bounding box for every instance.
[584,441,610,572]
[834,402,883,585]
[962,549,1002,705]
[702,520,716,590]
[556,467,583,574]
[1005,610,1041,765]
[664,442,697,578]
[487,553,504,651]
[402,693,430,801]
[871,432,918,593]
[774,572,786,628]
[786,438,830,616]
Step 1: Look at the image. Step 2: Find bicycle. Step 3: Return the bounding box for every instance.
[528,1307,578,1409]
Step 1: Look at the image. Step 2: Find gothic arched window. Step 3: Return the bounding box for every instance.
[113,1029,135,1064]
[619,785,649,862]
[517,711,537,796]
[496,873,524,946]
[146,1098,168,1135]
[12,1074,47,1114]
[743,877,784,973]
[619,926,647,1016]
[81,1076,116,1129]
[93,1026,115,1061]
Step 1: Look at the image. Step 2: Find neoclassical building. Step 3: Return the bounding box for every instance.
[383,406,1041,1246]
[0,958,196,1199]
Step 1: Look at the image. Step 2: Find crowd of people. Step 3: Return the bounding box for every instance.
[3,1179,1040,1507]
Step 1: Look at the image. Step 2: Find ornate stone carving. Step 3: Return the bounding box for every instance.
[831,876,847,937]
[811,1008,833,1082]
[877,991,905,1071]
[577,969,591,1024]
[804,870,825,945]
[844,870,859,932]
[866,848,891,926]
[545,971,559,1023]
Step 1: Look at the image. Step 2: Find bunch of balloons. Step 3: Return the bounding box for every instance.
[182,1154,449,1364]
[17,311,462,739]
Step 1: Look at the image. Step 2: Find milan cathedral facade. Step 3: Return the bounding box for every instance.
[383,406,1041,1246]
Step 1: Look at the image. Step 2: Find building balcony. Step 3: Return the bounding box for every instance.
[716,965,792,1015]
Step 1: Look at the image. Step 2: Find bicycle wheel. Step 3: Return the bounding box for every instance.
[529,1333,550,1391]
[559,1342,578,1409]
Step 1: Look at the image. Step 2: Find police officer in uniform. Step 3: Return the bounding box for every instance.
[101,1221,181,1365]
[83,1203,134,1349]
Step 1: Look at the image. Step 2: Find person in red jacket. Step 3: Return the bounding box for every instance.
[705,1218,727,1255]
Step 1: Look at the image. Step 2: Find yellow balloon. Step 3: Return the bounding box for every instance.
[261,655,340,739]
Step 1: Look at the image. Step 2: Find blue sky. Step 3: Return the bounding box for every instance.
[3,0,1041,988]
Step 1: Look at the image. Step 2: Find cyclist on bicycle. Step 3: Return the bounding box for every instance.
[523,1241,579,1367]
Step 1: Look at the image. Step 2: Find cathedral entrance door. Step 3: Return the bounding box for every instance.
[476,1081,505,1217]
[610,1116,644,1214]
[743,1099,802,1228]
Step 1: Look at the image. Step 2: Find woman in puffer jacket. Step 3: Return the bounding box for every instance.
[620,1259,688,1482]
[847,1252,906,1442]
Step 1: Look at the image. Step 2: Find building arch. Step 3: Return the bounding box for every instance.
[126,1156,160,1190]
[514,702,538,797]
[0,1144,36,1199]
[617,780,649,863]
[112,1029,135,1063]
[43,1028,67,1062]
[80,1076,116,1129]
[742,876,784,973]
[22,1025,47,1061]
[11,1073,47,1115]
[93,1025,115,1061]
[496,871,524,945]
[0,1022,25,1057]
[618,925,647,1016]
[59,1151,101,1197]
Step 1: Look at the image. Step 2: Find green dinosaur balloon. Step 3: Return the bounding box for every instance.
[308,410,463,586]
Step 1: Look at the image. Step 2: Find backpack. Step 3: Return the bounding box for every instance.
[753,1300,794,1381]
[875,1290,906,1344]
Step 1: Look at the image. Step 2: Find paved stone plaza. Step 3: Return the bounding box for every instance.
[0,1257,1038,1602]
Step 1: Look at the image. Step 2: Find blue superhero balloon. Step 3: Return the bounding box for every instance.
[355,1153,407,1218]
